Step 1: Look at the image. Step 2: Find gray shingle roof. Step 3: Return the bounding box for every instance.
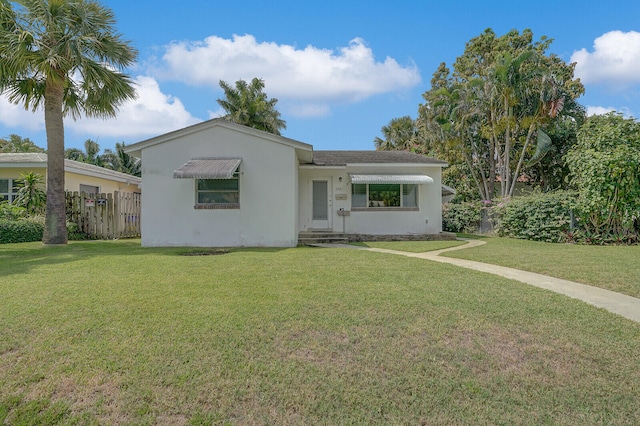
[311,150,447,166]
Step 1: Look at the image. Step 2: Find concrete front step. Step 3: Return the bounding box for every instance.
[298,232,349,245]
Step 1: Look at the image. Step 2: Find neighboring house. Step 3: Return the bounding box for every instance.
[124,119,448,247]
[0,153,141,202]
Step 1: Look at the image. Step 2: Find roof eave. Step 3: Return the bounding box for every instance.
[124,119,313,156]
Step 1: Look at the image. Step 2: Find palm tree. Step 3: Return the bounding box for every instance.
[217,78,286,135]
[100,142,140,176]
[65,139,103,165]
[0,0,137,244]
[374,116,419,151]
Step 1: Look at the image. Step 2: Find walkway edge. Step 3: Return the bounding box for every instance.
[312,240,640,324]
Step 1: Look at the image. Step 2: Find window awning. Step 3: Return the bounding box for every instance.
[173,158,241,179]
[349,174,434,184]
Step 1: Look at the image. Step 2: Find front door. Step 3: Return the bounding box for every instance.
[311,180,331,229]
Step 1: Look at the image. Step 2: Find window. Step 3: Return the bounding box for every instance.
[352,183,418,209]
[196,172,239,209]
[0,178,21,202]
[79,184,100,195]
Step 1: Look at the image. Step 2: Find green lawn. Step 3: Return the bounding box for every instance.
[441,236,640,299]
[1,240,639,424]
[352,239,465,252]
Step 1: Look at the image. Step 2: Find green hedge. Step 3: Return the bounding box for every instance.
[0,218,44,244]
[0,218,86,244]
[492,191,577,243]
[442,201,482,233]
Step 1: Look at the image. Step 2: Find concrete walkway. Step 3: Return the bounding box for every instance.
[313,240,640,324]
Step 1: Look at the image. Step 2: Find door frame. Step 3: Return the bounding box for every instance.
[311,178,332,230]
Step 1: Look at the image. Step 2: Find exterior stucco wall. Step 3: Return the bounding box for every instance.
[299,165,444,235]
[0,167,138,193]
[140,126,299,247]
[0,167,47,181]
[65,172,139,194]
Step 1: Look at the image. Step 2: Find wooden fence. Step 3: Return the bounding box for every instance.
[66,191,141,239]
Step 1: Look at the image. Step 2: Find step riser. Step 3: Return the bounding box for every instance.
[298,237,348,245]
[298,231,349,245]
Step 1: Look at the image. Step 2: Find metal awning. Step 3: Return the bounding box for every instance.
[173,158,241,179]
[349,174,434,184]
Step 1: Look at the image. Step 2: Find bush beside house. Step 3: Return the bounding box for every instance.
[491,191,577,243]
[0,203,84,244]
[442,201,482,233]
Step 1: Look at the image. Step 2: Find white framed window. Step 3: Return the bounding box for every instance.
[195,172,240,209]
[352,183,418,209]
[0,178,21,202]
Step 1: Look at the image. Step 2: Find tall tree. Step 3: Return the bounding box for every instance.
[374,116,419,151]
[0,0,137,244]
[217,77,286,135]
[65,139,103,165]
[0,134,45,152]
[418,29,584,201]
[565,113,640,236]
[100,142,140,176]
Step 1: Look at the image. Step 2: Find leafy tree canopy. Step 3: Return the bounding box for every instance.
[418,28,585,201]
[0,134,45,153]
[565,112,640,236]
[374,116,420,151]
[65,139,141,177]
[217,77,286,135]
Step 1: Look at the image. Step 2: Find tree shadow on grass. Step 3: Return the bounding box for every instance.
[0,240,290,278]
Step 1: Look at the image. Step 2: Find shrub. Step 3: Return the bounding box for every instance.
[442,201,482,233]
[565,113,640,236]
[0,216,87,244]
[0,202,27,220]
[492,191,577,242]
[0,218,44,244]
[66,221,86,241]
[14,171,46,215]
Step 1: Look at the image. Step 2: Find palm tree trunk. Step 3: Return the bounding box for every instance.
[508,123,536,197]
[43,79,68,245]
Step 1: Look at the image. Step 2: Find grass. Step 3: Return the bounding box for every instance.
[441,236,640,299]
[351,239,465,252]
[0,240,639,424]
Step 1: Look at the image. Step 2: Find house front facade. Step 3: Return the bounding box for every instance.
[125,119,448,247]
[299,151,445,237]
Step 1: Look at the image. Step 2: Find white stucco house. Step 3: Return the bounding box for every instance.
[124,119,449,247]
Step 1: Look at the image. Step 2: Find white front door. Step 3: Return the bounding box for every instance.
[311,179,332,229]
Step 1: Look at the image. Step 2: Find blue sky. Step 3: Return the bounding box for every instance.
[2,0,640,152]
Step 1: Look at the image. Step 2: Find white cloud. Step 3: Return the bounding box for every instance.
[0,97,45,131]
[586,105,634,118]
[207,108,226,120]
[586,105,617,116]
[156,34,421,116]
[68,75,201,139]
[1,76,200,144]
[571,31,640,86]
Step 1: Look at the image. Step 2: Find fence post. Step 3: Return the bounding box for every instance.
[113,191,120,238]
